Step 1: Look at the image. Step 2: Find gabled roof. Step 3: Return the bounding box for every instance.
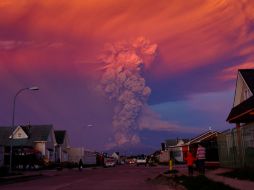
[54,130,66,145]
[227,69,254,123]
[165,139,189,148]
[21,125,53,142]
[188,130,219,145]
[239,69,254,93]
[165,139,178,147]
[0,125,54,146]
[10,126,28,139]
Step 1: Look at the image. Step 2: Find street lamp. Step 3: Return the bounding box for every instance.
[9,86,39,173]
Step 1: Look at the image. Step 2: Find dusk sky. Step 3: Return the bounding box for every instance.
[1,0,254,153]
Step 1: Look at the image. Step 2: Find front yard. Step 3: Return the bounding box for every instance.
[147,171,236,190]
[174,175,236,190]
[220,168,254,181]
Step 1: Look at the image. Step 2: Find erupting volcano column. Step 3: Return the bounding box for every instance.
[100,37,157,147]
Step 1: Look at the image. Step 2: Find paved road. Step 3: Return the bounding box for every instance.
[1,165,173,190]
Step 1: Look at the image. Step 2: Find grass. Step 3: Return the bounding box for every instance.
[174,175,236,190]
[148,173,236,190]
[163,169,178,175]
[220,168,254,181]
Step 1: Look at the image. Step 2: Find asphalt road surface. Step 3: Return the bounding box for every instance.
[0,165,173,190]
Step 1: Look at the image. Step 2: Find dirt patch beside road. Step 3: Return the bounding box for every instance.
[147,174,185,190]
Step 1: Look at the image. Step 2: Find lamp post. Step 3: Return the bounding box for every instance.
[9,86,39,173]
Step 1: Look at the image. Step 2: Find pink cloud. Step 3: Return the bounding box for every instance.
[1,0,253,79]
[218,62,254,81]
[1,0,254,150]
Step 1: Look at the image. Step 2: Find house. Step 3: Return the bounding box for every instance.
[84,150,97,166]
[219,69,254,168]
[0,127,12,167]
[166,139,189,163]
[158,150,170,163]
[158,139,188,163]
[0,145,4,167]
[0,125,57,168]
[67,148,100,166]
[187,130,220,163]
[227,69,254,124]
[111,152,120,163]
[54,130,70,162]
[162,131,219,164]
[67,147,85,163]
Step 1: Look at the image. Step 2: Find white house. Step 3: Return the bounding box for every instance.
[54,130,70,162]
[0,124,57,167]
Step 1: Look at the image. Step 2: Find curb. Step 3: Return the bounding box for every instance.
[0,174,42,185]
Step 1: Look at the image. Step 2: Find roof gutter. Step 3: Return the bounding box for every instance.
[228,108,254,123]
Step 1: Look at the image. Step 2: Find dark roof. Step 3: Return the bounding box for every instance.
[227,70,254,123]
[227,95,254,123]
[21,125,53,142]
[165,139,189,147]
[182,139,189,143]
[239,69,254,93]
[0,125,53,146]
[54,130,66,145]
[165,139,178,147]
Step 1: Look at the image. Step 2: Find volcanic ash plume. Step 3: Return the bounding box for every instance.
[99,37,157,147]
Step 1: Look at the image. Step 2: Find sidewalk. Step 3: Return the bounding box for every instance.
[175,166,254,190]
[0,172,42,185]
[205,168,254,190]
[0,168,70,184]
[0,167,100,184]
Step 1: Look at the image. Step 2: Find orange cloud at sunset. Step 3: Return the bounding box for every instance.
[0,0,254,80]
[1,0,254,151]
[219,62,254,81]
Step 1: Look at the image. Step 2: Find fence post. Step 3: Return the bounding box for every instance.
[236,123,244,167]
[231,129,237,168]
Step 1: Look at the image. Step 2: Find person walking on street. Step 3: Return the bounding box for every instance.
[196,144,206,175]
[184,151,196,176]
[78,159,83,171]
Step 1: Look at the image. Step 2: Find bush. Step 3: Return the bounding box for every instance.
[0,166,9,177]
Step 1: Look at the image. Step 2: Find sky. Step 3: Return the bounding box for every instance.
[0,0,254,153]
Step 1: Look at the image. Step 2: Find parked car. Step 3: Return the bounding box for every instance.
[104,157,116,167]
[120,160,125,165]
[126,158,136,165]
[136,156,147,166]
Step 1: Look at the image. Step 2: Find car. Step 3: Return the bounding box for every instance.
[104,157,116,167]
[136,156,147,166]
[126,158,136,165]
[120,160,125,165]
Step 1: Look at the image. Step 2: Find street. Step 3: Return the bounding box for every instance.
[0,165,173,190]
